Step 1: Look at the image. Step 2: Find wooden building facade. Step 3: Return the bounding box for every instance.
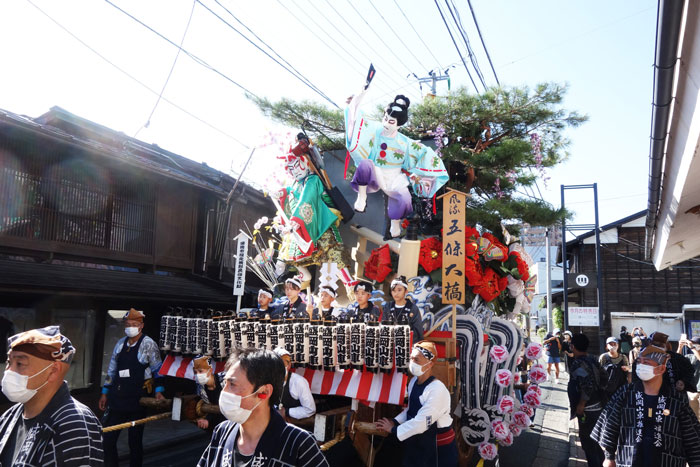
[0,106,274,404]
[559,211,700,352]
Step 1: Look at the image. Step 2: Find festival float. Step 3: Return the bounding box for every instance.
[155,66,552,466]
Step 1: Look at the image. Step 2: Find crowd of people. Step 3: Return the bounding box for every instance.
[0,275,459,467]
[560,326,700,467]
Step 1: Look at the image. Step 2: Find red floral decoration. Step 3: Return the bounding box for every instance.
[472,268,505,302]
[364,244,393,283]
[509,251,530,281]
[464,226,480,241]
[419,237,442,273]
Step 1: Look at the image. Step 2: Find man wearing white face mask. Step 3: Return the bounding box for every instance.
[592,340,700,467]
[375,341,457,467]
[197,347,328,466]
[100,308,164,467]
[0,325,104,465]
[193,355,225,432]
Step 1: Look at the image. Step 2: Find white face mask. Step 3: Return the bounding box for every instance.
[125,327,140,338]
[218,388,263,424]
[636,363,658,381]
[409,361,427,377]
[196,373,210,385]
[1,364,53,404]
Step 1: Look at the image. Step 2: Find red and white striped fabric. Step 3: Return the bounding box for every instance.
[159,355,226,381]
[159,355,408,405]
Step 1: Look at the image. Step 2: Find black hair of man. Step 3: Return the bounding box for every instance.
[225,347,285,406]
[571,333,589,352]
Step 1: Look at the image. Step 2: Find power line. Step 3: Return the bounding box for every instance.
[26,0,249,148]
[322,0,413,86]
[341,0,422,100]
[466,0,500,86]
[274,0,395,98]
[302,0,412,93]
[135,0,196,138]
[392,0,444,71]
[366,0,430,73]
[284,0,401,97]
[200,0,340,109]
[444,0,486,91]
[103,0,259,98]
[433,0,479,94]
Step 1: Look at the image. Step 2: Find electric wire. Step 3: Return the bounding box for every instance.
[433,0,479,93]
[211,0,337,107]
[199,0,340,109]
[104,0,259,98]
[342,0,421,100]
[286,0,403,96]
[322,0,413,85]
[466,0,500,86]
[444,0,486,91]
[275,0,396,98]
[366,0,430,73]
[301,0,415,93]
[392,0,444,71]
[135,0,196,138]
[26,0,250,148]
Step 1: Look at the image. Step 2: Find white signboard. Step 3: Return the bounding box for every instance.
[233,234,248,296]
[569,306,599,327]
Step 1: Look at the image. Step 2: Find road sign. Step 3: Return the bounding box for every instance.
[569,307,599,326]
[566,273,597,289]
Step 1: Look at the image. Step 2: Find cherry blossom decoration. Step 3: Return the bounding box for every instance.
[523,391,541,408]
[489,345,509,364]
[497,395,515,414]
[510,424,522,437]
[491,420,510,440]
[495,369,513,388]
[479,442,498,461]
[527,385,542,397]
[528,364,547,385]
[525,342,543,360]
[512,411,532,428]
[520,404,535,418]
[500,431,514,447]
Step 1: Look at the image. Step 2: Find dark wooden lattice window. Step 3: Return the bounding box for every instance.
[0,139,155,256]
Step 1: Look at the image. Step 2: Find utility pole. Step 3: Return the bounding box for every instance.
[546,228,552,333]
[414,70,451,97]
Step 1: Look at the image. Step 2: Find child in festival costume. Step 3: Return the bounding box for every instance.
[346,281,381,321]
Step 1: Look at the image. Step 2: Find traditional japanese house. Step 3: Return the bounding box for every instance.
[557,211,700,352]
[0,106,273,404]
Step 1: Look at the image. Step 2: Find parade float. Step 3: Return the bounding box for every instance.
[153,67,583,465]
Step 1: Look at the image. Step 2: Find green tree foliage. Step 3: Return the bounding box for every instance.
[250,83,586,233]
[552,306,564,331]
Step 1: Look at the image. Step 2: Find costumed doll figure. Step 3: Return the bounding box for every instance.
[273,147,356,289]
[345,91,449,237]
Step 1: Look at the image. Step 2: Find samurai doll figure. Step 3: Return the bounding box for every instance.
[274,148,356,289]
[345,92,449,237]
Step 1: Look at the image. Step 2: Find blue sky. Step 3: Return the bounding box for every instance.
[0,0,657,229]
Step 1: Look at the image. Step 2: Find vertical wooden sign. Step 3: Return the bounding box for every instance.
[440,189,467,305]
